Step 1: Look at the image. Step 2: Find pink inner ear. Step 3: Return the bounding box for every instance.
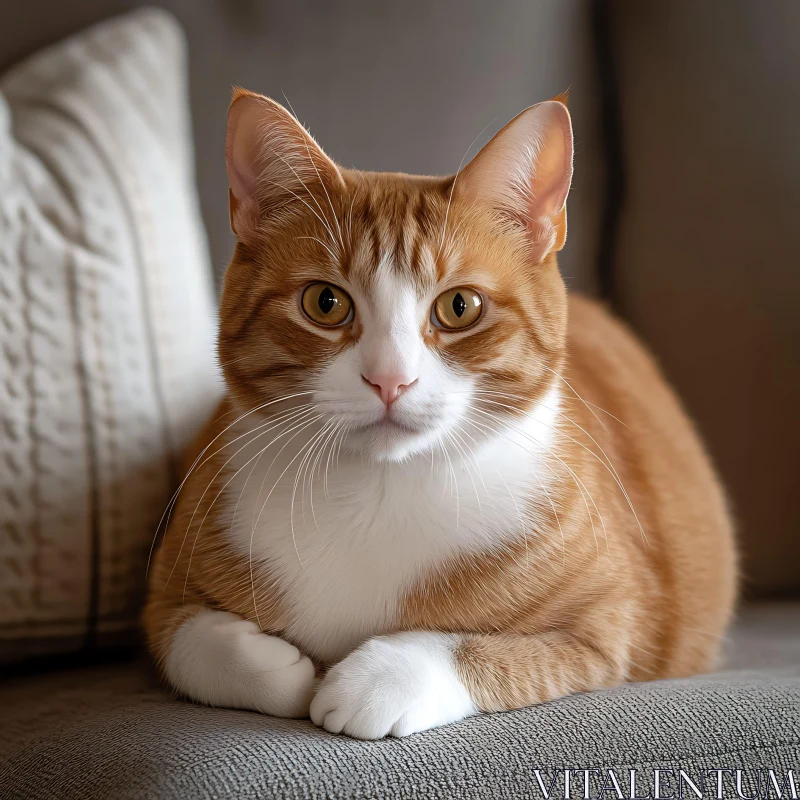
[526,104,573,221]
[226,96,264,203]
[224,90,345,223]
[457,101,574,251]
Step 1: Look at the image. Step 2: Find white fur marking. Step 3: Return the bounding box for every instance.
[224,385,560,665]
[165,608,316,718]
[310,632,476,739]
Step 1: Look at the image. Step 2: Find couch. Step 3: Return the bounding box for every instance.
[1,604,799,798]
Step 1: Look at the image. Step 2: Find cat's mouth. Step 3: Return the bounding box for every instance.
[364,416,424,435]
[346,412,442,461]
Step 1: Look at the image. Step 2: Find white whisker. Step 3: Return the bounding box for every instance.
[248,416,325,624]
[471,392,646,548]
[151,392,316,583]
[281,92,347,256]
[437,118,497,260]
[176,406,319,598]
[466,404,605,557]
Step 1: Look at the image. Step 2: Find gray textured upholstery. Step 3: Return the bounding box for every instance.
[2,604,799,799]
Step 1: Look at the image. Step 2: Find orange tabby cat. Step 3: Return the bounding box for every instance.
[143,88,736,739]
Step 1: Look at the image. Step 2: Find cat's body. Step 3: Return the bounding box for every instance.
[144,91,736,739]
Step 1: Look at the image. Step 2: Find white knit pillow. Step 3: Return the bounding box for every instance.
[0,9,222,662]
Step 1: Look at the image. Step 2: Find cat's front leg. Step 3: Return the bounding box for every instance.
[163,607,316,718]
[309,632,477,739]
[311,627,629,739]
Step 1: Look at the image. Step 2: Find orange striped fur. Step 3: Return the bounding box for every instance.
[144,90,736,738]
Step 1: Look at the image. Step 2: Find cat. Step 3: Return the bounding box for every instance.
[143,88,737,740]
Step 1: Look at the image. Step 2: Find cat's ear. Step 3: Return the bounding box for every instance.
[225,88,344,236]
[457,99,573,256]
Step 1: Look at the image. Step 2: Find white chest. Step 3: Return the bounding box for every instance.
[223,407,556,663]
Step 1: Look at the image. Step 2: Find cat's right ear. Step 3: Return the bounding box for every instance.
[456,99,573,260]
[225,88,344,237]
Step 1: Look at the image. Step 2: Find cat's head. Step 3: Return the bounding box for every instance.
[218,89,572,462]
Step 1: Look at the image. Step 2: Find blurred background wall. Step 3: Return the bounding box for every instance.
[0,0,602,291]
[610,1,800,595]
[2,0,797,597]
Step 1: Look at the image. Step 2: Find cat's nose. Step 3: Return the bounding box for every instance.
[361,373,417,406]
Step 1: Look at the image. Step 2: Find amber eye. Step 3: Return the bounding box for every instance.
[301,283,353,327]
[432,287,483,330]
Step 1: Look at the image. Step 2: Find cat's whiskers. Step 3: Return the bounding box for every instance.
[281,92,347,256]
[470,392,647,547]
[451,422,490,494]
[217,355,252,369]
[542,366,611,435]
[249,411,323,534]
[437,439,459,525]
[227,405,319,548]
[576,399,628,428]
[440,200,477,261]
[268,136,343,253]
[322,420,345,500]
[177,406,320,599]
[473,401,608,553]
[176,403,317,551]
[317,419,344,492]
[491,464,533,569]
[334,421,350,473]
[346,190,357,249]
[248,415,327,625]
[292,419,337,534]
[437,118,497,261]
[469,388,628,488]
[442,428,484,522]
[264,174,341,256]
[464,405,606,558]
[305,419,335,514]
[148,391,316,579]
[296,235,338,262]
[276,421,333,567]
[462,411,566,568]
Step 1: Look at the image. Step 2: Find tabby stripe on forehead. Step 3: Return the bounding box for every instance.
[406,193,432,279]
[369,220,382,274]
[391,193,410,269]
[409,231,423,277]
[412,191,440,240]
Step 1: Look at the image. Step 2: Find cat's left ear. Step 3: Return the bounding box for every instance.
[457,98,573,257]
[225,87,344,237]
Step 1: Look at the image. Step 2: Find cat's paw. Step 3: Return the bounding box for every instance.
[165,609,316,718]
[310,632,476,739]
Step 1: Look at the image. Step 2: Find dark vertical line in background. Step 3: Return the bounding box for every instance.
[590,0,626,307]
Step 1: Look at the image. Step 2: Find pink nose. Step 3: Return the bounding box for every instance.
[361,373,417,406]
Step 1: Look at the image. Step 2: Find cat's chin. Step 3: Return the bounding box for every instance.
[346,418,440,463]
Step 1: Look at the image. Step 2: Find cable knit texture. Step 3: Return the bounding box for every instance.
[0,9,221,662]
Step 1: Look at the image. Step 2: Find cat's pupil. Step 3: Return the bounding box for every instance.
[318,286,336,314]
[452,292,466,318]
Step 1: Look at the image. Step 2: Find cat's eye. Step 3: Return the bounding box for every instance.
[432,287,483,330]
[301,282,353,327]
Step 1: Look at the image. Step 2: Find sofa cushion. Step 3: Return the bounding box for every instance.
[0,9,221,663]
[1,604,799,799]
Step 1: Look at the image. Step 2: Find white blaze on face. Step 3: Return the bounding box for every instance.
[314,262,473,462]
[357,269,423,392]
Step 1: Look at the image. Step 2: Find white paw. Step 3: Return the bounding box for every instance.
[310,632,476,739]
[165,609,316,718]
